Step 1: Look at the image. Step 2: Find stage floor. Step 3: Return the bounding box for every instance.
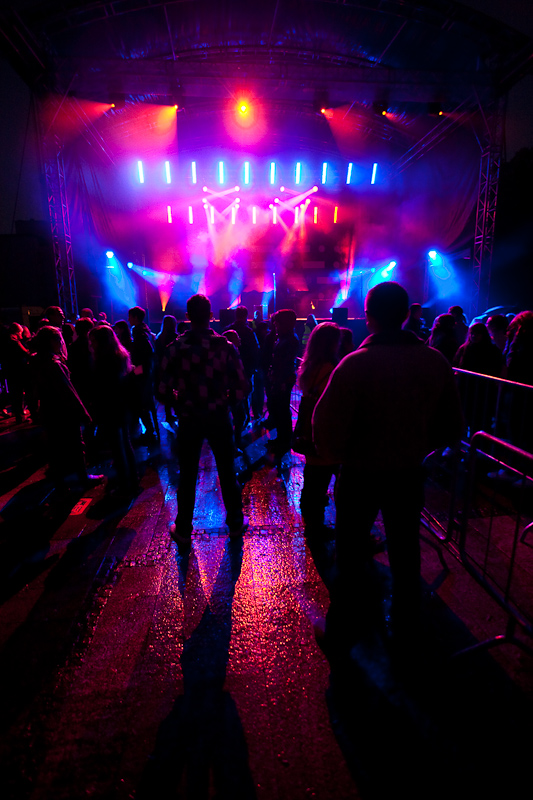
[1,409,532,799]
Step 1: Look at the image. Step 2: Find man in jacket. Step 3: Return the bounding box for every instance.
[313,281,463,652]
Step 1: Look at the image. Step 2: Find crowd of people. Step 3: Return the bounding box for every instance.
[2,288,533,653]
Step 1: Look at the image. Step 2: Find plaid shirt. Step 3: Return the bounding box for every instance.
[160,328,249,417]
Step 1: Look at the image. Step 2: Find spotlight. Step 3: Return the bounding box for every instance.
[110,94,125,110]
[313,89,329,114]
[428,250,437,260]
[235,186,240,191]
[203,186,208,192]
[313,186,319,192]
[106,250,114,258]
[428,102,443,117]
[237,99,250,115]
[280,186,285,192]
[127,262,133,268]
[372,103,387,117]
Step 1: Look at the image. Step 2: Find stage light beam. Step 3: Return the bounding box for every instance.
[137,161,144,183]
[244,162,250,184]
[270,162,276,184]
[322,162,328,184]
[371,163,378,184]
[167,205,172,223]
[192,161,197,184]
[218,161,224,184]
[295,162,301,184]
[165,161,171,184]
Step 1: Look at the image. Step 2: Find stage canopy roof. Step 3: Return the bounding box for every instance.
[1,1,532,126]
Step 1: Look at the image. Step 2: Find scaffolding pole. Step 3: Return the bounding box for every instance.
[43,132,78,319]
[471,95,506,318]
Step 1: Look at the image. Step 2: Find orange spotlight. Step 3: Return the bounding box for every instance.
[237,99,250,116]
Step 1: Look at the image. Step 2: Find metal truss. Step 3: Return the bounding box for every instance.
[43,133,78,319]
[471,95,506,318]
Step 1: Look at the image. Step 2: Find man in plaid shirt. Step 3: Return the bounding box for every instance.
[160,294,249,546]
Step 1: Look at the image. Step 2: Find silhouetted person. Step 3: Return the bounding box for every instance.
[3,323,29,423]
[224,306,259,424]
[301,313,317,351]
[32,326,99,490]
[224,329,247,449]
[128,306,156,442]
[155,315,178,423]
[113,319,132,352]
[428,313,459,363]
[161,294,249,547]
[313,282,463,654]
[44,305,65,330]
[267,309,299,466]
[68,317,94,410]
[297,322,341,536]
[403,302,429,341]
[486,314,509,352]
[453,323,503,376]
[89,325,138,496]
[448,305,469,346]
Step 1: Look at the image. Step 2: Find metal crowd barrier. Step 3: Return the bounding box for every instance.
[453,367,533,453]
[422,381,533,656]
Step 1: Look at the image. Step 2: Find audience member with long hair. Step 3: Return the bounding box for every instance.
[32,325,95,489]
[297,322,341,536]
[155,315,178,423]
[89,325,138,496]
[453,322,503,376]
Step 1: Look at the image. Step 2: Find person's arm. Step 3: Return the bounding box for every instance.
[227,343,250,402]
[312,357,358,463]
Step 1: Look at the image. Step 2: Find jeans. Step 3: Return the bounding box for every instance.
[329,465,424,642]
[175,410,244,536]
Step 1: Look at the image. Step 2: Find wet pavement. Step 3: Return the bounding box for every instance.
[1,412,533,799]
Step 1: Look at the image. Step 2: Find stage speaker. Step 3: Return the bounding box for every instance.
[331,307,349,326]
[219,308,236,328]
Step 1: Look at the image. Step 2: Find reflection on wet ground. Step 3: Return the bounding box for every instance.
[0,414,532,799]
